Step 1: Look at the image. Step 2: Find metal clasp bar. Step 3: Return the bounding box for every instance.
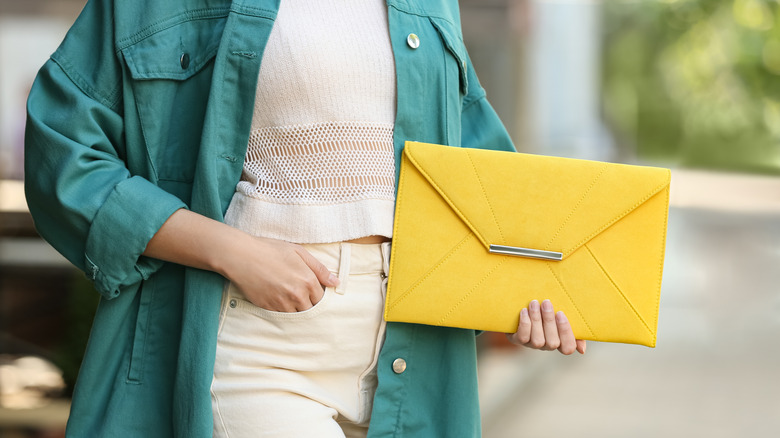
[489,244,563,261]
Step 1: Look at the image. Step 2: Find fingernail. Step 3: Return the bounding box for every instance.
[520,308,529,321]
[329,273,340,285]
[541,299,553,313]
[529,300,539,311]
[556,311,568,323]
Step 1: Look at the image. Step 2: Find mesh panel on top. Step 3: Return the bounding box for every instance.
[238,121,395,205]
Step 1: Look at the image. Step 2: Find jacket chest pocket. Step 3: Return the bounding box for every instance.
[121,16,227,183]
[390,7,470,147]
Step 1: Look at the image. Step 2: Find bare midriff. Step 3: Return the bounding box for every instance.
[345,235,391,244]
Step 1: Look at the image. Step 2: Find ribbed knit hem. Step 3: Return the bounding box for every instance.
[224,191,395,244]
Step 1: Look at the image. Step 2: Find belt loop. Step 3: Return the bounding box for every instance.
[380,242,391,276]
[335,243,351,295]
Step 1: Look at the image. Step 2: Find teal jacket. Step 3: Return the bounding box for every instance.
[25,0,515,436]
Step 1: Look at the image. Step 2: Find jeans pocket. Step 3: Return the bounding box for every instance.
[231,286,334,321]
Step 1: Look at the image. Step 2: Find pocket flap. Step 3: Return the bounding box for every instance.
[403,141,671,259]
[122,18,225,81]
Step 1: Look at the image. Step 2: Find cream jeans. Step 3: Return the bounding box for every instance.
[211,242,389,438]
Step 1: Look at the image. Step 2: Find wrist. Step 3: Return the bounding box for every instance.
[206,225,248,280]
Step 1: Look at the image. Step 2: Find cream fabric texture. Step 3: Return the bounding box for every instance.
[210,242,390,438]
[232,0,397,243]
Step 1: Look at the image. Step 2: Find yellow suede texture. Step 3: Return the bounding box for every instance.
[385,141,671,347]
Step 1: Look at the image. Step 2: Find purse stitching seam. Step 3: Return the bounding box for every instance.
[545,164,608,251]
[437,258,507,326]
[465,148,505,242]
[651,185,671,346]
[404,145,489,247]
[386,232,474,311]
[584,244,655,338]
[564,179,671,256]
[545,264,595,338]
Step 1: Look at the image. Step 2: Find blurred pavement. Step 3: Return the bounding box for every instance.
[478,169,780,437]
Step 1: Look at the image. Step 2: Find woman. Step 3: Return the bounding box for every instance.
[25,0,584,436]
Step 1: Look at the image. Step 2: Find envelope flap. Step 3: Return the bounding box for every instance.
[404,142,671,259]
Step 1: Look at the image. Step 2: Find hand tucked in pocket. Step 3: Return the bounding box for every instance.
[506,299,587,355]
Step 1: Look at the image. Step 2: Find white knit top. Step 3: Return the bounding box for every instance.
[224,0,397,243]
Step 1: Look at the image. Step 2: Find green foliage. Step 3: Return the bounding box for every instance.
[602,0,780,174]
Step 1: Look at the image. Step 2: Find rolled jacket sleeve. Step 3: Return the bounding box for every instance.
[25,56,186,299]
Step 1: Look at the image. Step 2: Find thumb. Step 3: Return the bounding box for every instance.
[297,247,340,287]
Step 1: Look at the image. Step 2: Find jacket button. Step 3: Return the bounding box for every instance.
[392,358,407,374]
[229,299,237,308]
[406,33,420,49]
[180,52,190,69]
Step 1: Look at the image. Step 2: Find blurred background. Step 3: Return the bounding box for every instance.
[0,0,778,437]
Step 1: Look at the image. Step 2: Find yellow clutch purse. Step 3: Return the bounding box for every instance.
[384,141,671,347]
